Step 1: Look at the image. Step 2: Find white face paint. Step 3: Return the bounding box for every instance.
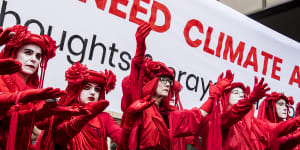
[276,99,288,120]
[15,44,42,75]
[229,87,245,106]
[155,76,173,97]
[79,82,101,105]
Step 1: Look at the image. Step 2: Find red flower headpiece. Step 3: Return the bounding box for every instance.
[258,91,294,123]
[65,62,89,85]
[65,62,116,93]
[2,25,57,60]
[264,92,294,105]
[143,57,174,86]
[60,62,116,106]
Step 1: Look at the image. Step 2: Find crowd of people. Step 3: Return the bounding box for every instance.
[0,23,299,150]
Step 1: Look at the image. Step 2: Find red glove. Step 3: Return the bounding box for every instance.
[123,95,155,130]
[135,23,152,60]
[215,70,234,92]
[35,106,89,129]
[33,101,87,120]
[0,26,14,46]
[200,82,218,114]
[0,88,65,108]
[85,100,109,115]
[54,100,109,145]
[19,87,66,104]
[0,58,22,75]
[248,77,270,103]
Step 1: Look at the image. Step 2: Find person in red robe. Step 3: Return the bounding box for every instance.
[35,62,153,150]
[0,25,73,150]
[201,71,300,150]
[258,92,300,150]
[120,23,217,150]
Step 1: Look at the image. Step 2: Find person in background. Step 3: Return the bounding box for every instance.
[258,92,300,150]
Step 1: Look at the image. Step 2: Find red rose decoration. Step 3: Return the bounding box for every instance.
[5,25,31,51]
[65,62,89,85]
[42,35,57,59]
[104,69,116,94]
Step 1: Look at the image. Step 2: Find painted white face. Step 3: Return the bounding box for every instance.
[155,76,173,97]
[276,99,287,120]
[79,82,101,105]
[15,44,42,75]
[229,87,245,106]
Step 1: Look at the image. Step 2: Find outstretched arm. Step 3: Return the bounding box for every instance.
[275,116,300,137]
[201,70,234,116]
[171,108,205,137]
[222,77,270,129]
[132,23,152,64]
[121,23,152,112]
[54,100,109,145]
[279,129,300,150]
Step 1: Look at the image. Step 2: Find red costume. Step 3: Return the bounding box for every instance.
[121,23,205,150]
[35,62,133,150]
[0,25,65,150]
[258,92,300,150]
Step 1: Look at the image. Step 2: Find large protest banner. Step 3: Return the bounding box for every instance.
[2,0,299,114]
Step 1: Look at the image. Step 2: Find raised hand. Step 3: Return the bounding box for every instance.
[85,100,109,115]
[135,23,152,43]
[123,95,155,130]
[249,77,270,103]
[19,87,66,104]
[0,26,15,46]
[216,70,234,91]
[135,23,152,58]
[0,58,22,75]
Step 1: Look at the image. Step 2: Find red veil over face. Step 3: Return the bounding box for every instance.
[258,92,294,123]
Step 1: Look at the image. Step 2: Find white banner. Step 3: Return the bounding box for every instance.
[2,0,300,114]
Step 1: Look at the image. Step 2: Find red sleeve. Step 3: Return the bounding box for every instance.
[0,92,18,107]
[35,118,50,129]
[121,35,146,112]
[279,129,300,150]
[54,114,94,145]
[102,113,130,148]
[171,108,204,137]
[103,113,121,143]
[221,98,253,129]
[275,116,300,137]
